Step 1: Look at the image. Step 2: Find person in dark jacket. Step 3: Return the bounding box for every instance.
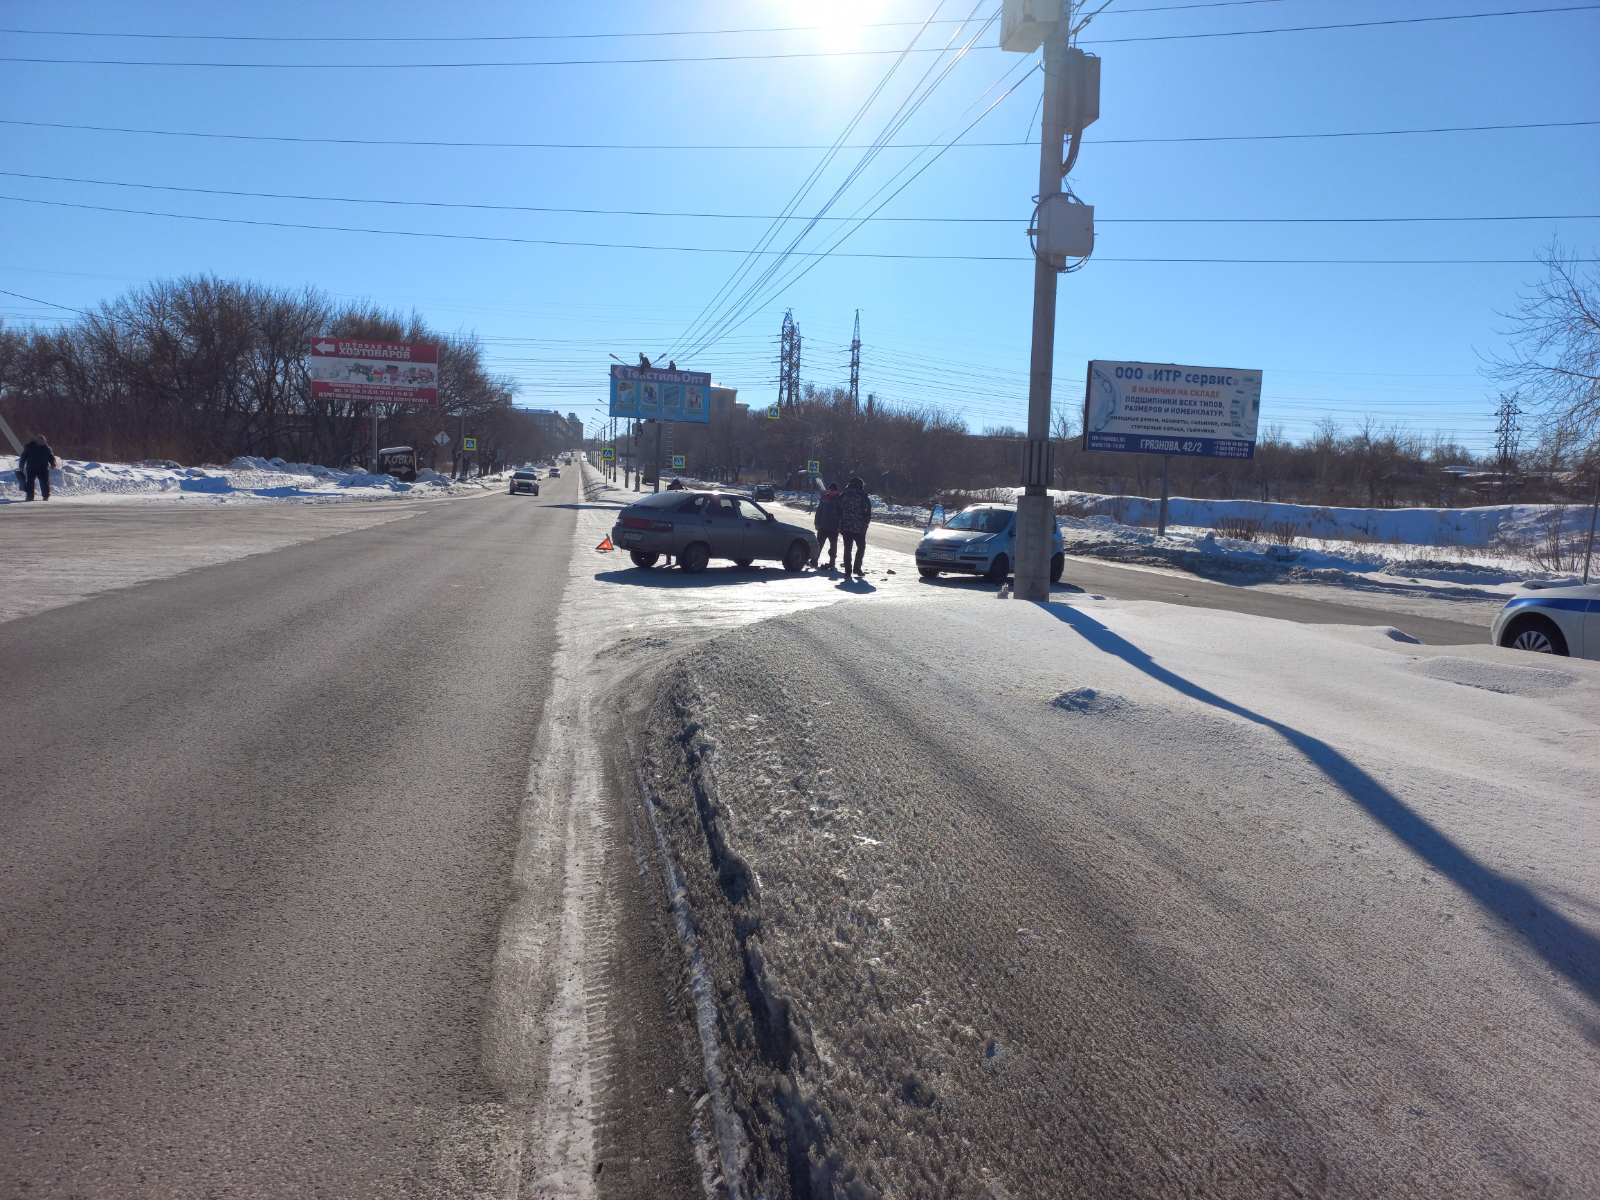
[838,476,872,577]
[812,481,843,569]
[18,436,57,502]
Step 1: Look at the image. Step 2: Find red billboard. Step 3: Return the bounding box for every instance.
[309,338,440,406]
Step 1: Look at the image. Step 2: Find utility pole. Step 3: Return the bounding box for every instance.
[849,309,861,411]
[1004,0,1097,601]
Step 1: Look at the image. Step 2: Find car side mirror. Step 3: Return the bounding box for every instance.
[766,513,775,521]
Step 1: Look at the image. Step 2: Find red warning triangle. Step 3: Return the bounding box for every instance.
[595,536,614,552]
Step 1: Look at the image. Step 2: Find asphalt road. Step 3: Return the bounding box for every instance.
[825,512,1489,646]
[0,474,614,1197]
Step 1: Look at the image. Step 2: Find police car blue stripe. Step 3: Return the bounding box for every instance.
[1503,596,1594,612]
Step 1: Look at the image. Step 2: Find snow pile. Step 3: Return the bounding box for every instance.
[997,487,1591,550]
[0,455,480,504]
[1058,515,1576,595]
[638,595,1600,1197]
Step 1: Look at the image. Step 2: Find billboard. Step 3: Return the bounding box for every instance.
[310,338,439,405]
[609,364,711,423]
[1083,360,1261,459]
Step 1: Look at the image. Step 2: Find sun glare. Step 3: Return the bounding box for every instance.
[804,0,878,50]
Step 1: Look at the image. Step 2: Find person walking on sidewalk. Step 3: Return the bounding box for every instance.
[18,436,57,502]
[839,476,872,578]
[813,480,842,570]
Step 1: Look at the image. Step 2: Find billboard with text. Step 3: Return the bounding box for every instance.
[309,338,439,405]
[1083,359,1261,459]
[608,364,711,423]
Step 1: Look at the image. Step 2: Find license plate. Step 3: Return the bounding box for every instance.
[619,531,641,545]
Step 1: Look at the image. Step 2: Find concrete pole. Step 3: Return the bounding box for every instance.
[1013,27,1072,602]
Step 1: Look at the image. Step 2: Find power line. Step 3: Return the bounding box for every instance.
[2,168,1593,225]
[668,6,1006,362]
[4,6,1596,67]
[0,285,88,314]
[4,115,1592,152]
[0,2,1306,43]
[5,192,1591,265]
[662,2,969,365]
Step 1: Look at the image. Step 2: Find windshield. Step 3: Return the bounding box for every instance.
[512,471,536,480]
[944,508,1012,533]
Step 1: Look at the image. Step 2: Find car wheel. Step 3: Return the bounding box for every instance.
[734,558,753,569]
[985,553,1010,585]
[918,567,941,579]
[630,550,660,569]
[782,541,809,573]
[1050,553,1065,584]
[680,542,711,574]
[1502,615,1569,656]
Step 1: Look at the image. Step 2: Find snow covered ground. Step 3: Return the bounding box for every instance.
[0,455,507,505]
[635,591,1600,1198]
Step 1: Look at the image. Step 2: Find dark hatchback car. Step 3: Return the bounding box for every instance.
[612,490,817,573]
[508,470,540,496]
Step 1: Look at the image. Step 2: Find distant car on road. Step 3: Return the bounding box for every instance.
[613,489,817,574]
[508,470,540,496]
[548,466,560,478]
[1492,583,1598,658]
[751,483,776,501]
[916,503,1065,584]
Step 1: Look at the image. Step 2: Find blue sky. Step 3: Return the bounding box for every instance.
[1,0,1597,452]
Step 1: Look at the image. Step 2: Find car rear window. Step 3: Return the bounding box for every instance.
[634,491,691,509]
[513,471,536,479]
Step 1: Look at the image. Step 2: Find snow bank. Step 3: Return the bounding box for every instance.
[0,456,483,505]
[637,594,1600,1198]
[999,487,1591,551]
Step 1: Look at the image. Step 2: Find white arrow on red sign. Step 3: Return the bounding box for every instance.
[313,340,337,353]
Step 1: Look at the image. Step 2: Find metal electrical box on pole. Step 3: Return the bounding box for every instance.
[1005,0,1098,602]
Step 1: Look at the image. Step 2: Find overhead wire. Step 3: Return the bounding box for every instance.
[9,192,1578,265]
[660,1,966,365]
[0,3,1310,44]
[676,58,1042,358]
[3,115,1591,152]
[668,5,1003,362]
[3,5,1597,67]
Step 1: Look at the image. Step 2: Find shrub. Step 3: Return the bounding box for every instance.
[1215,517,1262,542]
[1267,521,1299,546]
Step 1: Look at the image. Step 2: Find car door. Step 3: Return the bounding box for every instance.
[699,496,747,561]
[735,498,781,560]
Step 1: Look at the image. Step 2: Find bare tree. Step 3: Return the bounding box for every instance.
[1492,242,1600,447]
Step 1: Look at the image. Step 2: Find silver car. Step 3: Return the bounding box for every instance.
[1491,582,1598,659]
[612,489,818,574]
[916,503,1065,584]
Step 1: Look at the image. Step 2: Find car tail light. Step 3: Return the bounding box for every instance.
[621,515,673,532]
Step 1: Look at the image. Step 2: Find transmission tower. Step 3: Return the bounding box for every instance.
[778,309,802,410]
[1494,392,1522,499]
[778,310,796,409]
[848,309,861,411]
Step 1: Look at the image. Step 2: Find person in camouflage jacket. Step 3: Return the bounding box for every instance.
[838,476,872,577]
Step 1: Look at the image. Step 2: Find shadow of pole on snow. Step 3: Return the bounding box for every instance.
[1037,600,1600,1011]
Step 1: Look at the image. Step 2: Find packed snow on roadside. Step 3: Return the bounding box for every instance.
[635,592,1600,1199]
[0,455,504,504]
